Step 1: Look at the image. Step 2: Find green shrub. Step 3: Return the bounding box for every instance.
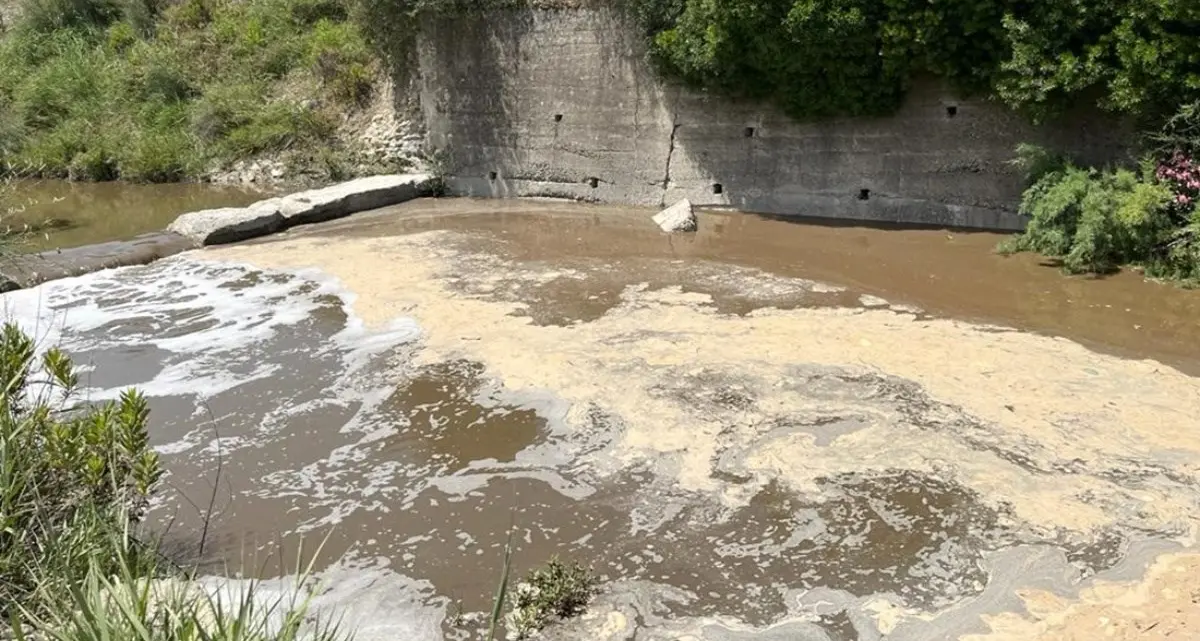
[628,0,1200,125]
[1010,142,1067,186]
[1001,160,1183,277]
[0,100,24,158]
[504,558,599,641]
[642,0,903,119]
[879,0,1009,97]
[0,322,163,615]
[68,146,120,181]
[307,18,373,104]
[105,20,139,53]
[15,0,121,34]
[0,323,354,641]
[1150,100,1200,158]
[127,45,198,102]
[991,0,1200,122]
[0,0,378,181]
[209,0,315,77]
[1149,220,1200,285]
[118,124,197,182]
[12,123,93,177]
[189,80,266,142]
[10,32,120,131]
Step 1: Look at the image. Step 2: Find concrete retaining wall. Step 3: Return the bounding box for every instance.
[417,8,1132,230]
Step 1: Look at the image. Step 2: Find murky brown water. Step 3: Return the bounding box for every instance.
[3,180,266,250]
[307,199,1200,373]
[8,197,1200,641]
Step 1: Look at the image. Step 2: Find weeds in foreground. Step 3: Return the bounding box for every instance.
[0,321,163,615]
[10,536,348,641]
[504,558,600,641]
[0,321,347,640]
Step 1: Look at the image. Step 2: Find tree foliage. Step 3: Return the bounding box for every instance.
[627,0,1200,123]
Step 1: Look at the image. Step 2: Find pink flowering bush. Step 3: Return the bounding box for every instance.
[1155,151,1200,216]
[1005,99,1200,285]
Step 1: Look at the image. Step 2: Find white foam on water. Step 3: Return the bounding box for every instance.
[4,258,342,397]
[2,255,423,459]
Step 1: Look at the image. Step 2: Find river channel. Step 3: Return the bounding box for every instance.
[6,194,1200,641]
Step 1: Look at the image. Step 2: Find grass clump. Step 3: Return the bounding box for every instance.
[504,558,599,641]
[0,321,347,640]
[0,0,377,183]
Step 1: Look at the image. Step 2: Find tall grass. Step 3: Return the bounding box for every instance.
[10,536,349,641]
[0,0,375,183]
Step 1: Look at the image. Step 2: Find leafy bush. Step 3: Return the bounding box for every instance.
[640,0,904,119]
[68,145,120,181]
[1150,100,1200,158]
[1000,145,1200,282]
[994,0,1200,122]
[0,322,356,641]
[0,322,162,614]
[1010,142,1067,185]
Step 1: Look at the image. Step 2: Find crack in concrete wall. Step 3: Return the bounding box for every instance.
[419,7,1131,229]
[661,118,681,201]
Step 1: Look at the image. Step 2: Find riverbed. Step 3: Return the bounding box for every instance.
[6,198,1200,641]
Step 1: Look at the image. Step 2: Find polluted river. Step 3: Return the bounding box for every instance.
[7,197,1200,641]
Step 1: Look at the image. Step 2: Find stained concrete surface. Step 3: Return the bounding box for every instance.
[6,198,1200,641]
[418,8,1130,229]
